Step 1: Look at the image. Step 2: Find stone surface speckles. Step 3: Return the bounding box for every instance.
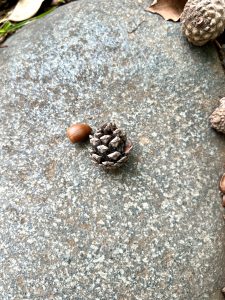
[1,0,225,299]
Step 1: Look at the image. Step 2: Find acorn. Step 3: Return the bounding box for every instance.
[67,123,92,143]
[219,173,225,193]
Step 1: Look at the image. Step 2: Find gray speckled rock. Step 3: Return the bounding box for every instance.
[1,0,225,299]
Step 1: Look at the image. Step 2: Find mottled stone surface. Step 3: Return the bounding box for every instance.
[1,0,225,299]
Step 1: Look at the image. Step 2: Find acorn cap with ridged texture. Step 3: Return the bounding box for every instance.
[181,0,225,46]
[89,122,133,169]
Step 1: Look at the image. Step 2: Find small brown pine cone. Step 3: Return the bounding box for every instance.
[181,0,225,46]
[209,97,225,134]
[89,122,133,169]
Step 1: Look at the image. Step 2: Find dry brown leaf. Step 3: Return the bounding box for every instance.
[146,0,188,22]
[8,0,44,22]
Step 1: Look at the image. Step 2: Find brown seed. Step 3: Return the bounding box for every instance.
[66,123,92,143]
[219,173,225,193]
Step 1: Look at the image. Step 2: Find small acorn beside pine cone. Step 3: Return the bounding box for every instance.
[67,123,92,143]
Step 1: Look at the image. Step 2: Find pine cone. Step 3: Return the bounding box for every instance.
[181,0,225,46]
[209,97,225,133]
[89,122,133,169]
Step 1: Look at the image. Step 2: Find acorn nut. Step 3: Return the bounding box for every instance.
[67,123,92,143]
[219,173,225,193]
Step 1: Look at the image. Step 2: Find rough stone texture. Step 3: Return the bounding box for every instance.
[1,0,225,299]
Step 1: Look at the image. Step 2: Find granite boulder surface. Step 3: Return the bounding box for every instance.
[1,0,225,299]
